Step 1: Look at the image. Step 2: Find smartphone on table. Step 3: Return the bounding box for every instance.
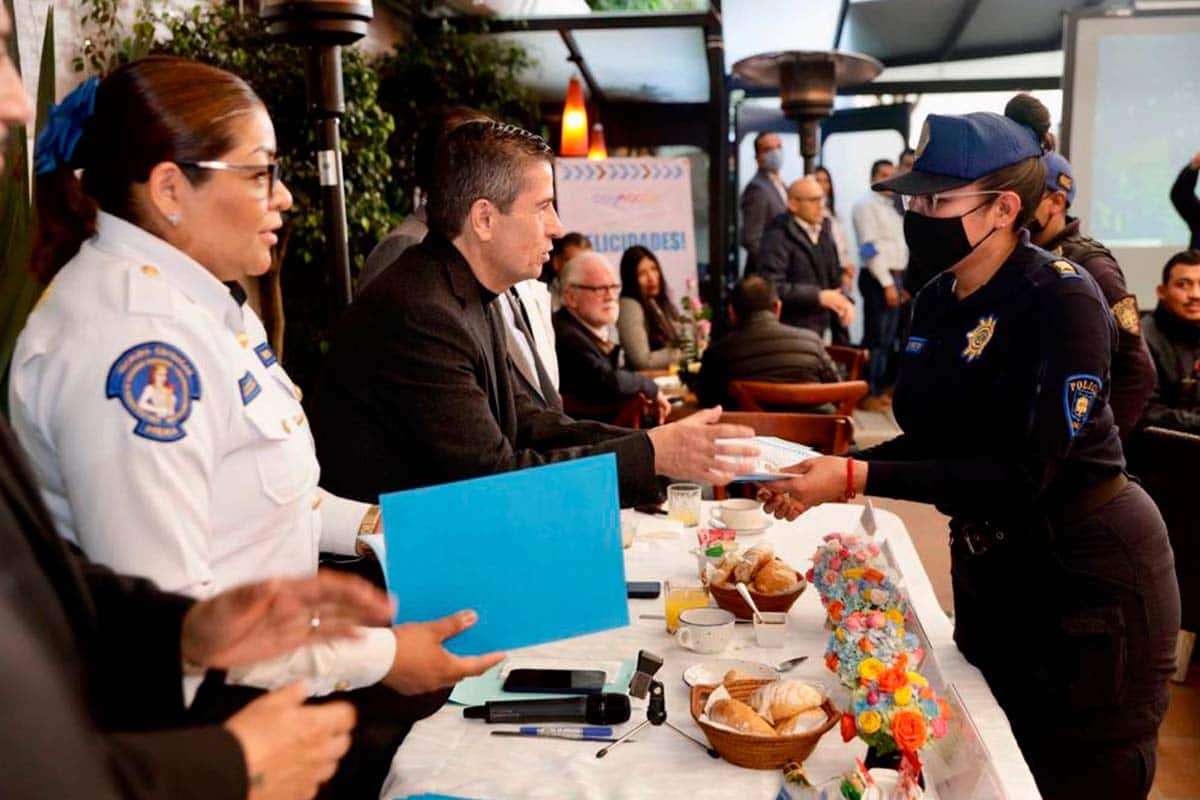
[501,668,606,695]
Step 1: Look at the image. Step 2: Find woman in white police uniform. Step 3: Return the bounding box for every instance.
[11,57,501,797]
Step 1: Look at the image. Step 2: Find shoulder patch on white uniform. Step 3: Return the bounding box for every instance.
[126,265,176,318]
[105,341,202,442]
[254,342,278,368]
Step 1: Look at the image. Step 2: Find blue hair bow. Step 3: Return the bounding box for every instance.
[34,76,100,175]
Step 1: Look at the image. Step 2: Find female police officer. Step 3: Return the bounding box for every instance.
[762,97,1179,799]
[9,57,502,797]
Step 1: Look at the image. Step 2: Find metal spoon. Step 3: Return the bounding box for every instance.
[735,582,764,623]
[775,655,809,673]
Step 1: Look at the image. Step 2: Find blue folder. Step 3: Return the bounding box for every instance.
[379,454,629,655]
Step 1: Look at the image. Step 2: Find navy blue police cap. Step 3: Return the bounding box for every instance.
[1041,151,1076,206]
[873,112,1043,196]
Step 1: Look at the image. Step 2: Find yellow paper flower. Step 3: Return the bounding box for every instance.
[905,672,928,687]
[843,568,866,579]
[894,686,913,706]
[858,657,886,681]
[836,628,847,642]
[885,608,904,624]
[857,710,882,734]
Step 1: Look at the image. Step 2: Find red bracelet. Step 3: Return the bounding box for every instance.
[845,458,857,501]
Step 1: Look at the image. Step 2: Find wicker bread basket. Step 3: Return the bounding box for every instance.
[690,678,838,769]
[708,570,806,620]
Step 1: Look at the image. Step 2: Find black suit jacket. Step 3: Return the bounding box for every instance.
[0,419,245,800]
[757,214,842,334]
[313,233,659,506]
[553,308,660,408]
[739,169,788,274]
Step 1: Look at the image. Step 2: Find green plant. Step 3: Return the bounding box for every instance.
[70,1,397,393]
[1,2,56,413]
[586,0,705,10]
[73,0,156,75]
[373,20,542,216]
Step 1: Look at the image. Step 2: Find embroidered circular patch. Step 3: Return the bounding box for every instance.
[105,341,202,442]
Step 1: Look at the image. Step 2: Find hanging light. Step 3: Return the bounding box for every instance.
[560,75,588,157]
[587,122,608,160]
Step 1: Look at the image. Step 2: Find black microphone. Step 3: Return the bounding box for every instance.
[462,693,631,724]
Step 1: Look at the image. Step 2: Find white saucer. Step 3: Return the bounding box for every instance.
[709,520,771,536]
[682,658,779,687]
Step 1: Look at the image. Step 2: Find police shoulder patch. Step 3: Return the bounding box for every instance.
[254,342,278,368]
[105,342,202,442]
[1050,259,1080,278]
[238,371,261,405]
[1111,295,1141,337]
[905,336,928,355]
[1064,373,1102,439]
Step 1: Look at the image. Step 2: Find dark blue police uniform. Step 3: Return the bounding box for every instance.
[861,236,1180,799]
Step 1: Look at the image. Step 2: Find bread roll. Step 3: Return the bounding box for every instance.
[708,698,777,737]
[711,553,741,587]
[749,680,824,723]
[733,544,775,583]
[752,559,799,594]
[775,707,828,736]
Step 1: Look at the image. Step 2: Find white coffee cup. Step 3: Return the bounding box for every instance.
[710,498,765,530]
[753,610,788,648]
[675,607,736,654]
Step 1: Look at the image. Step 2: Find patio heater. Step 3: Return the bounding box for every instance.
[732,51,881,175]
[259,0,373,308]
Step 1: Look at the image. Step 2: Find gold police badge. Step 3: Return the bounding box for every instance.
[962,315,997,362]
[1111,295,1141,336]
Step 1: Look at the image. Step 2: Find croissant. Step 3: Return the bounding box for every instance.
[708,698,777,737]
[733,544,775,583]
[752,559,799,595]
[748,680,824,724]
[775,707,828,736]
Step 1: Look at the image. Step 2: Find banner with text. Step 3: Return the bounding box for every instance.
[554,157,697,301]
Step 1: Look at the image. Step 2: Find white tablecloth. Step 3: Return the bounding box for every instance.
[382,503,1041,800]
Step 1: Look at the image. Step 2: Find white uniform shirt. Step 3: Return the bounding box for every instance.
[10,212,395,695]
[851,191,909,289]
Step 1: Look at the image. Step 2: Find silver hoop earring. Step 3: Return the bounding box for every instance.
[166,213,181,226]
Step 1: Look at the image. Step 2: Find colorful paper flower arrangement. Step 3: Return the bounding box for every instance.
[808,532,949,771]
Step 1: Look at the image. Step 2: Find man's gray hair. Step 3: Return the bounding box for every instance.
[560,250,615,289]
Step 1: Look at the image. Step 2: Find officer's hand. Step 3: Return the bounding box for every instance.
[884,285,900,309]
[655,389,672,424]
[224,681,355,800]
[382,611,506,695]
[182,571,394,670]
[1190,151,1200,170]
[646,406,759,487]
[760,456,864,518]
[756,486,806,521]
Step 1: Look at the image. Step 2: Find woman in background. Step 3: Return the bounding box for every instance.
[815,165,856,344]
[617,244,684,369]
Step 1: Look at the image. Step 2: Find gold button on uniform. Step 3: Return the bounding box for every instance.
[292,385,303,401]
[295,413,306,427]
[311,494,322,510]
[141,265,159,276]
[281,419,292,434]
[237,332,250,348]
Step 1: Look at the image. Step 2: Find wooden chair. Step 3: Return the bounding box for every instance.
[562,392,653,430]
[713,412,854,499]
[728,379,869,418]
[826,344,867,381]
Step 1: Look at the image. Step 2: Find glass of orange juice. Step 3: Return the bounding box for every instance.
[664,580,710,634]
[667,483,701,527]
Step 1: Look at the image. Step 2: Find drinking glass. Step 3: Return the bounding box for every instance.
[667,483,702,527]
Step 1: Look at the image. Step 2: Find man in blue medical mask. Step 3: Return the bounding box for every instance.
[740,131,788,276]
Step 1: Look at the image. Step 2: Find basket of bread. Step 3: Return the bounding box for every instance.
[690,675,836,769]
[707,544,806,619]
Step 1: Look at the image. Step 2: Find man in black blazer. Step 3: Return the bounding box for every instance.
[758,176,856,337]
[739,132,788,276]
[314,122,755,506]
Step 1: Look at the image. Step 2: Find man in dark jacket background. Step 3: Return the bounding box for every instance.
[1140,250,1200,434]
[757,176,855,337]
[697,276,840,409]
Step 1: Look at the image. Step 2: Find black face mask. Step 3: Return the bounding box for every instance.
[903,201,998,275]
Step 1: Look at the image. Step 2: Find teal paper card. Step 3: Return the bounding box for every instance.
[380,455,628,655]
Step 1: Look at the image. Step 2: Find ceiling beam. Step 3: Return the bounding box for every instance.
[833,0,850,50]
[880,37,1063,68]
[414,10,719,36]
[559,29,605,104]
[937,0,984,61]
